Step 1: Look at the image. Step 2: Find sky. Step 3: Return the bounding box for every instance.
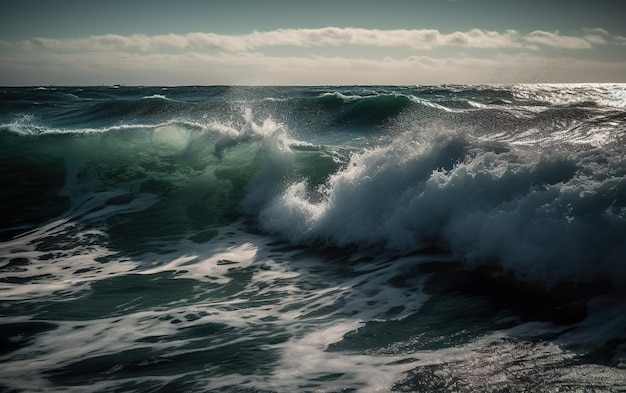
[1,0,625,85]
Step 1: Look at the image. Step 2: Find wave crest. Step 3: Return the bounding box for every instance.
[259,128,626,287]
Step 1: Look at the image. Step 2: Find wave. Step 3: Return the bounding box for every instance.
[66,98,192,126]
[2,85,625,290]
[3,85,626,393]
[322,93,412,128]
[0,112,344,253]
[259,126,626,288]
[6,85,621,138]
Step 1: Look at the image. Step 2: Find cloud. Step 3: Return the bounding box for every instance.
[8,28,526,53]
[583,34,607,45]
[582,28,626,44]
[2,27,625,85]
[275,27,522,49]
[525,31,594,49]
[583,28,610,36]
[8,28,623,55]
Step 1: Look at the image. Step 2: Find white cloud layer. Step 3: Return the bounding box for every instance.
[6,27,622,53]
[1,27,625,85]
[526,31,593,49]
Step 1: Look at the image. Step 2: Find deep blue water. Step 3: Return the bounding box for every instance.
[1,84,626,392]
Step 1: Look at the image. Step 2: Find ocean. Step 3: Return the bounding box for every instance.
[1,84,625,392]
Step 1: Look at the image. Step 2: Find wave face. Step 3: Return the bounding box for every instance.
[2,84,626,392]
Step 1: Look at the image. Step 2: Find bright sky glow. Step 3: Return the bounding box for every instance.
[1,0,625,85]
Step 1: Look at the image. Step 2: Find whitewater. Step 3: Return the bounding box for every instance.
[1,84,626,392]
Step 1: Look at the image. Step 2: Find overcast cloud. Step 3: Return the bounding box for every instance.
[1,27,625,85]
[6,27,624,52]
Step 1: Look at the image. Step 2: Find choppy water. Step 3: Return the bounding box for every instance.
[1,84,626,392]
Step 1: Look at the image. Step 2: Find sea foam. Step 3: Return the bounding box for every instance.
[259,123,626,287]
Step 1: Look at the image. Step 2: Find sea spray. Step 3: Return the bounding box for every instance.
[260,122,626,286]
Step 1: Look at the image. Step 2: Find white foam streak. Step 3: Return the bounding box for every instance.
[1,220,434,392]
[142,93,170,100]
[271,323,416,393]
[412,94,465,112]
[2,116,201,136]
[141,242,260,284]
